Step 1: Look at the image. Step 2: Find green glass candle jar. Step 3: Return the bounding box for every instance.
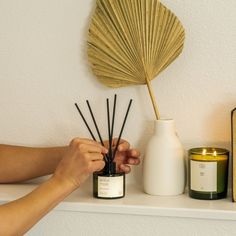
[189,147,229,200]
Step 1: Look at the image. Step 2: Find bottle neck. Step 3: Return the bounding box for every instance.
[104,162,116,175]
[154,119,176,134]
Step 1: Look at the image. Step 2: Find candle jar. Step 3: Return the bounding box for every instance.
[93,162,125,199]
[189,147,229,200]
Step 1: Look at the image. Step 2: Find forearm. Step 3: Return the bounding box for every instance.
[0,145,67,183]
[0,176,76,236]
[0,138,111,235]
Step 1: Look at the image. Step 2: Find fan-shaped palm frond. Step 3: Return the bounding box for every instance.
[88,0,185,119]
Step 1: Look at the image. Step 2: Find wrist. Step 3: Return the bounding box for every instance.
[50,174,79,194]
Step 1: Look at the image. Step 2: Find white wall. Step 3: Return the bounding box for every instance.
[1,0,236,180]
[0,0,236,235]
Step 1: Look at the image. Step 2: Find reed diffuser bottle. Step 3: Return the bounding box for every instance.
[75,94,132,199]
[93,160,125,199]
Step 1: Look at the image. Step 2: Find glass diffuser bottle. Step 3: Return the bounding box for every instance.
[74,94,132,200]
[93,162,125,199]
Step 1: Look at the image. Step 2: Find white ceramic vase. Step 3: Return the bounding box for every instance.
[143,119,185,196]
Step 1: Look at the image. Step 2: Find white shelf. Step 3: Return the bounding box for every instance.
[1,182,236,221]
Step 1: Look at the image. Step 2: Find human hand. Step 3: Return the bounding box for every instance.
[53,138,107,190]
[104,139,140,174]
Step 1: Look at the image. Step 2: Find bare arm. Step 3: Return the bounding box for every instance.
[0,139,140,235]
[0,138,107,235]
[0,145,66,183]
[0,176,75,236]
[0,140,140,183]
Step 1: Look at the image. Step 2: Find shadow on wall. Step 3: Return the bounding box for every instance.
[206,101,235,149]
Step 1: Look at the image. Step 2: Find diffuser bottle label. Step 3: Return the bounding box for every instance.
[98,176,124,198]
[190,160,217,192]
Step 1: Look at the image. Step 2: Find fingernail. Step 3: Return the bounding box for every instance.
[129,159,134,164]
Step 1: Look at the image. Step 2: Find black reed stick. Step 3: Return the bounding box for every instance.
[112,99,133,161]
[75,97,132,168]
[75,102,108,162]
[86,100,105,146]
[74,103,96,141]
[106,98,112,162]
[110,94,117,160]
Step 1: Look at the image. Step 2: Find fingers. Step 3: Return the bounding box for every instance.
[116,147,141,173]
[70,138,108,154]
[117,156,140,166]
[72,138,106,170]
[117,140,130,152]
[82,144,107,154]
[89,153,104,161]
[126,157,140,165]
[101,138,131,155]
[91,160,105,172]
[127,149,140,158]
[70,137,99,146]
[70,138,140,175]
[71,137,104,149]
[107,139,139,155]
[125,149,141,165]
[119,164,131,174]
[110,138,130,151]
[112,140,140,158]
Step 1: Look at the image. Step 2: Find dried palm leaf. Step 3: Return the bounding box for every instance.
[87,0,185,119]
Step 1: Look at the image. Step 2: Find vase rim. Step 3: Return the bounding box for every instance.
[155,118,174,122]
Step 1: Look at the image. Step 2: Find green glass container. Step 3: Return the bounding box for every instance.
[189,147,229,200]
